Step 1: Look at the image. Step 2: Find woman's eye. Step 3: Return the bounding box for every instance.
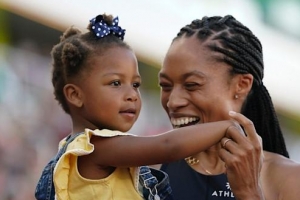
[133,82,141,88]
[185,83,199,90]
[111,81,121,86]
[159,83,172,91]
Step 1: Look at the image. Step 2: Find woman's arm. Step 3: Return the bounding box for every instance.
[277,162,300,200]
[262,151,300,200]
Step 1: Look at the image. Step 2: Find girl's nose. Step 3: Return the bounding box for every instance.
[125,87,139,102]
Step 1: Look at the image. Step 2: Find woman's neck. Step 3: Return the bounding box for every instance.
[186,147,226,175]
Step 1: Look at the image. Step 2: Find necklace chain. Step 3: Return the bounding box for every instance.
[185,156,212,175]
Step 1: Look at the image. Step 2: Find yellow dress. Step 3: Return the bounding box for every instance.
[53,129,144,200]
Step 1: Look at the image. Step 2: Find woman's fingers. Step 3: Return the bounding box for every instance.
[228,111,263,157]
[218,112,264,196]
[229,111,258,141]
[221,138,233,149]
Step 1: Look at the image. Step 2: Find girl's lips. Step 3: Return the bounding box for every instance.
[120,108,137,120]
[120,108,136,114]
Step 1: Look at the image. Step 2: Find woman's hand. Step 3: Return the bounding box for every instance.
[219,111,265,200]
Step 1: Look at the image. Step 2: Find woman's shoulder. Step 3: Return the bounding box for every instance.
[263,151,300,168]
[263,151,300,171]
[261,151,300,199]
[262,151,300,182]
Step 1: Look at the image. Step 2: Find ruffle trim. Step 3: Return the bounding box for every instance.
[53,128,141,200]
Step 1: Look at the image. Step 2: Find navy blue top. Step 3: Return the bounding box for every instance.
[161,160,235,200]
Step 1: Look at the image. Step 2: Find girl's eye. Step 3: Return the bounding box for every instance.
[133,82,141,88]
[111,81,121,86]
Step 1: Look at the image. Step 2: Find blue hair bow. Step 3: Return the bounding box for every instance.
[90,15,126,40]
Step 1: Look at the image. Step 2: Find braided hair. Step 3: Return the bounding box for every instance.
[174,15,289,157]
[51,14,130,114]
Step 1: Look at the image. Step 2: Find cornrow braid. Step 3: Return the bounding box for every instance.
[51,14,130,114]
[174,15,289,157]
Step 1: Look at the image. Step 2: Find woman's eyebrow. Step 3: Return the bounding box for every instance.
[182,70,206,79]
[159,70,205,79]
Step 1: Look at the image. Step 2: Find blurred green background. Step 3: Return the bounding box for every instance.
[0,0,299,199]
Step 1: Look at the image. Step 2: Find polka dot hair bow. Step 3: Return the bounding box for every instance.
[90,15,126,40]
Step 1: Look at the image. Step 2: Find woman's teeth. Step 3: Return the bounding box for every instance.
[171,117,199,127]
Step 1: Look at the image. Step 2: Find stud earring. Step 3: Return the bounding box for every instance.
[234,94,239,99]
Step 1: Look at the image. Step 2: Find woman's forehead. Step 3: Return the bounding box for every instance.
[166,37,215,62]
[161,40,231,81]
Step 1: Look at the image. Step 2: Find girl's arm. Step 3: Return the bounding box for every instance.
[90,119,242,167]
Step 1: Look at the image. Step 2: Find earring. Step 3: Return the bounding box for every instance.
[234,94,239,99]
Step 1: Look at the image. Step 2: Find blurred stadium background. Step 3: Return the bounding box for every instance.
[0,0,299,199]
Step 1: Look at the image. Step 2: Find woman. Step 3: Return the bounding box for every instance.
[159,15,300,200]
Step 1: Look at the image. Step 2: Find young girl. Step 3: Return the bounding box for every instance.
[35,14,257,200]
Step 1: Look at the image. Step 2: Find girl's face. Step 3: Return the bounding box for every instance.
[159,36,238,128]
[79,47,141,132]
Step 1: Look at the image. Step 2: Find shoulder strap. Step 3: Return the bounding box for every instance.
[35,132,83,200]
[139,166,173,200]
[139,166,160,200]
[56,132,83,159]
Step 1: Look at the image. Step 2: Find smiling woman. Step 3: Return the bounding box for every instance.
[34,13,259,200]
[159,15,300,200]
[1,2,300,200]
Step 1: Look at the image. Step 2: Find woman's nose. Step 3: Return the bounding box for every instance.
[166,88,187,109]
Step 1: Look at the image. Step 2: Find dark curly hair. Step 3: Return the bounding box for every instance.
[51,14,130,114]
[174,15,289,157]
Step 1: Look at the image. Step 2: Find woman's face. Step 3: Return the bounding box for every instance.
[159,36,238,128]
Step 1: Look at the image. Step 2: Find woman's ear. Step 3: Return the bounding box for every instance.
[63,84,83,108]
[235,74,253,97]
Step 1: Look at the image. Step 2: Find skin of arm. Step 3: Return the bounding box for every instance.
[280,177,300,199]
[261,151,300,200]
[276,161,300,200]
[90,120,240,167]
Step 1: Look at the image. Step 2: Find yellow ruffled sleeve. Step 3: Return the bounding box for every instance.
[53,128,135,200]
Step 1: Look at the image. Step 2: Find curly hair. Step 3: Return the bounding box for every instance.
[51,14,130,114]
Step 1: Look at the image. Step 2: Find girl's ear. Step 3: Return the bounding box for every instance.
[63,84,83,108]
[235,74,253,97]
